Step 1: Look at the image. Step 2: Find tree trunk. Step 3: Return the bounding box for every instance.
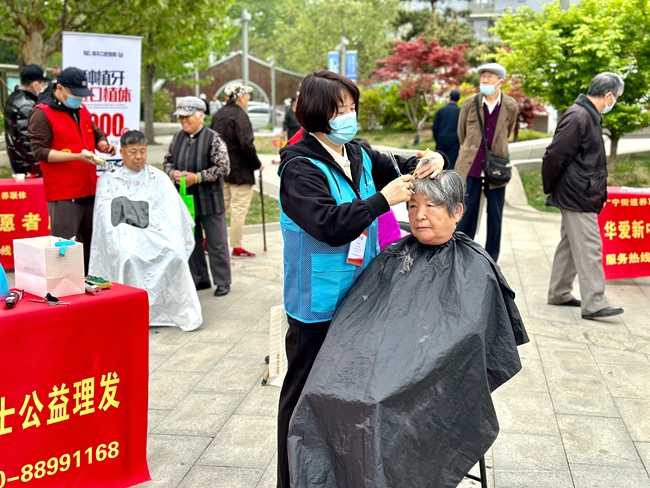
[144,63,156,144]
[608,135,619,173]
[20,24,48,66]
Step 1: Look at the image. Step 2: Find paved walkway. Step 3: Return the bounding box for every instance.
[130,160,650,487]
[7,151,649,486]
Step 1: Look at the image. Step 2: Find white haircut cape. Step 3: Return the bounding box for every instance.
[89,164,202,331]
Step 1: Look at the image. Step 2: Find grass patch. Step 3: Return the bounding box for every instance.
[608,156,650,187]
[234,190,279,225]
[520,155,650,213]
[519,170,560,213]
[0,166,13,179]
[513,129,552,142]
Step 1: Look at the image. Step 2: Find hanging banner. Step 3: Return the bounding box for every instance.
[327,51,340,74]
[345,51,358,83]
[62,32,142,171]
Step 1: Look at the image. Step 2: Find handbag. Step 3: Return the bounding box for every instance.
[474,95,512,185]
[179,176,196,220]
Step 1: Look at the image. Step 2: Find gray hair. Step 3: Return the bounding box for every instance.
[587,72,625,98]
[413,170,465,217]
[120,130,147,148]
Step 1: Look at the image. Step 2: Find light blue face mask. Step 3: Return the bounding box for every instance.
[64,92,83,109]
[602,93,616,114]
[325,112,358,145]
[479,83,498,96]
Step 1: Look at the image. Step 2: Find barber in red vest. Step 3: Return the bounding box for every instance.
[28,67,116,273]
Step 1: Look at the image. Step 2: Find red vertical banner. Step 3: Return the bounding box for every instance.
[598,187,650,280]
[0,179,50,271]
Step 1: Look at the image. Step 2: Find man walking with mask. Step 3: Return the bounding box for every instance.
[4,64,50,177]
[455,63,517,263]
[543,72,625,320]
[28,67,116,273]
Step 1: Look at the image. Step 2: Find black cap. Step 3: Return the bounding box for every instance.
[21,64,51,84]
[56,67,93,97]
[450,89,461,101]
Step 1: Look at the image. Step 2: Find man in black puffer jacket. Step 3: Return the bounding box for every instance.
[542,72,625,321]
[3,64,50,176]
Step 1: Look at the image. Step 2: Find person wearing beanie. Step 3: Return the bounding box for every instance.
[27,66,117,273]
[455,63,518,263]
[211,82,264,259]
[432,89,462,169]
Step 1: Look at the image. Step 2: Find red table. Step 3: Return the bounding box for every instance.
[0,178,49,271]
[0,283,151,487]
[598,186,650,280]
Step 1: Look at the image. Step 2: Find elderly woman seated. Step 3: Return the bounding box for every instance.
[287,170,528,488]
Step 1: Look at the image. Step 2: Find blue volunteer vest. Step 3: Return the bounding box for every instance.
[279,149,380,323]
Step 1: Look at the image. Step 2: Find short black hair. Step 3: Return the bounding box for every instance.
[295,70,359,134]
[120,130,147,148]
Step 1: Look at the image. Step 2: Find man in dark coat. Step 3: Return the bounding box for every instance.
[3,64,50,176]
[542,72,625,320]
[211,82,264,258]
[432,89,461,169]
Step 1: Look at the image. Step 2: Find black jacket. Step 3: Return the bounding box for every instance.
[542,94,608,213]
[211,103,262,185]
[278,133,448,247]
[3,86,41,175]
[432,102,461,144]
[283,106,301,140]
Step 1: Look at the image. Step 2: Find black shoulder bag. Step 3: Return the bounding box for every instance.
[474,95,512,185]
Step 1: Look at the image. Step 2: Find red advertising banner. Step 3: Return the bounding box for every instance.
[0,179,50,271]
[598,186,650,280]
[0,284,151,487]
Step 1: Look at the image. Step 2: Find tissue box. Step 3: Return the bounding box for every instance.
[14,236,85,297]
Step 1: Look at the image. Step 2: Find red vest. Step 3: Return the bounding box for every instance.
[36,103,98,202]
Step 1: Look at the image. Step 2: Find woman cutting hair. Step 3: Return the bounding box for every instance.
[276,69,447,487]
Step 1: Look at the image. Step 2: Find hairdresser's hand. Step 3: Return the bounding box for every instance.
[381,174,415,206]
[416,151,444,179]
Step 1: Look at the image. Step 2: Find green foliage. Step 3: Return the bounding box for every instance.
[495,0,650,164]
[360,83,419,131]
[153,88,174,123]
[0,41,18,64]
[512,129,552,142]
[269,0,401,79]
[519,169,560,213]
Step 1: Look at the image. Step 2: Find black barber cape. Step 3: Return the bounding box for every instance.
[288,232,528,488]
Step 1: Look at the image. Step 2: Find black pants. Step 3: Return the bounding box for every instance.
[277,316,330,488]
[456,176,505,262]
[47,198,94,274]
[189,212,231,286]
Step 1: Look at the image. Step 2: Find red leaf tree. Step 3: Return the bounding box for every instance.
[503,78,548,141]
[372,37,469,143]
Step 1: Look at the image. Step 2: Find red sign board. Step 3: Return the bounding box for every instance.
[598,187,650,280]
[0,284,151,487]
[0,179,50,271]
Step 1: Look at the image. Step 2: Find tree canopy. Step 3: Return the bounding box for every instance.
[495,0,650,167]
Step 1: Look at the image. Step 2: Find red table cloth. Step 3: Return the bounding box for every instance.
[0,283,151,487]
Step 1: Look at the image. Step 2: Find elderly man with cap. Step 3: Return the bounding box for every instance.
[211,82,264,259]
[28,66,117,273]
[4,64,51,177]
[432,89,462,170]
[163,96,232,297]
[455,62,517,263]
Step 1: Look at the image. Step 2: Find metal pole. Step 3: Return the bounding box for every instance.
[268,55,276,128]
[340,36,348,78]
[194,69,199,98]
[259,171,267,252]
[242,8,251,87]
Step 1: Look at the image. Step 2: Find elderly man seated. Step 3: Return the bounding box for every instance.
[288,171,528,487]
[89,130,201,331]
